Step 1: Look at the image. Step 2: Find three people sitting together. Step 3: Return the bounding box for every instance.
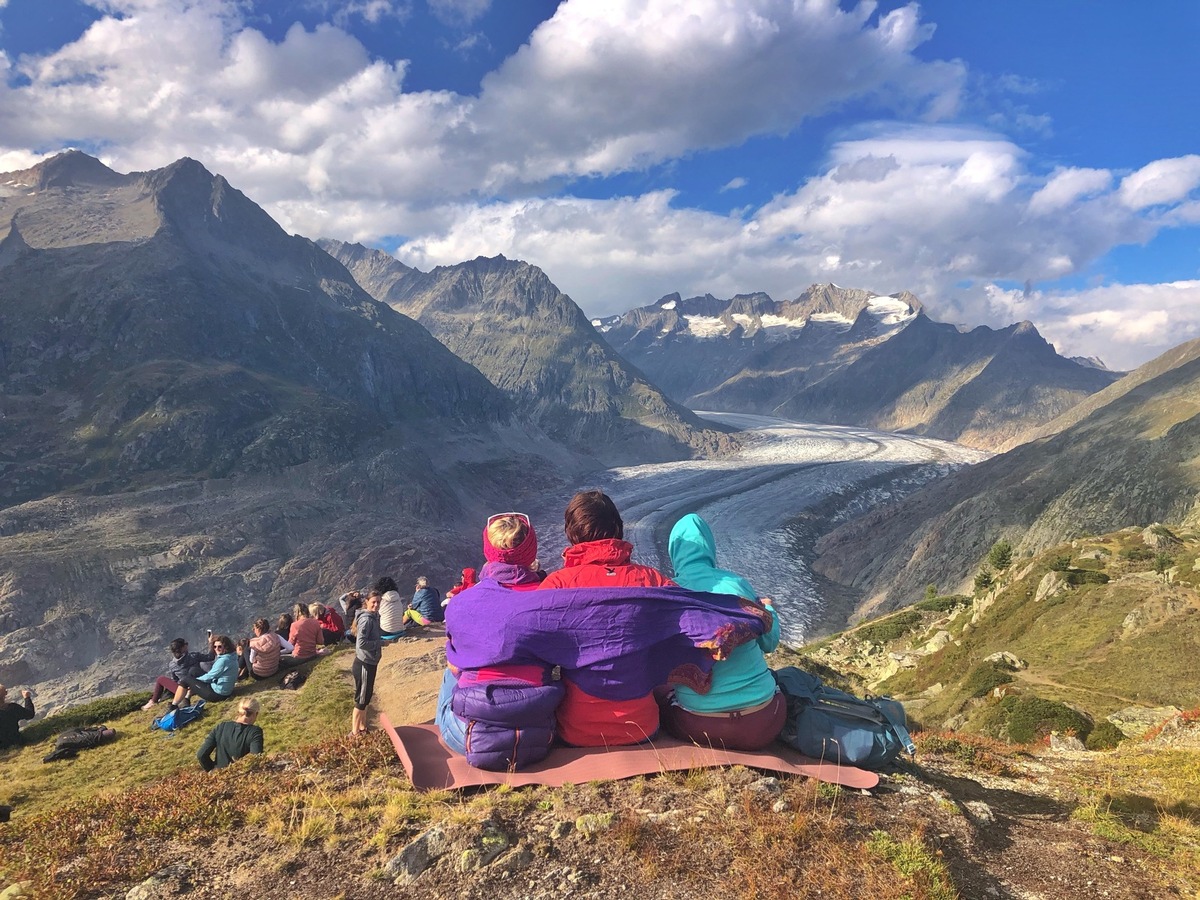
[437,490,782,771]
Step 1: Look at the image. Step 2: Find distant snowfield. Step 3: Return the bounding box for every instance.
[535,413,987,645]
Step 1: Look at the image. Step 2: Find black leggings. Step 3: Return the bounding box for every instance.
[180,676,230,704]
[352,658,377,711]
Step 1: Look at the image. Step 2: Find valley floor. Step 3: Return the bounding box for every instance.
[530,413,987,643]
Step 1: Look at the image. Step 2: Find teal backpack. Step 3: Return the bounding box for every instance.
[151,699,206,733]
[774,667,915,770]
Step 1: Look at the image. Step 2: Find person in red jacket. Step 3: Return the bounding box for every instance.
[538,489,673,746]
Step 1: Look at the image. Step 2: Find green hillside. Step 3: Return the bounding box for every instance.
[799,525,1200,746]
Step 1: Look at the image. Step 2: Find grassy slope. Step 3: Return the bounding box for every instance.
[2,567,1200,898]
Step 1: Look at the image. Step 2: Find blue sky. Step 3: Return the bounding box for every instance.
[1,1,1198,370]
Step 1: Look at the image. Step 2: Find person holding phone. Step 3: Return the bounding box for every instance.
[0,684,34,750]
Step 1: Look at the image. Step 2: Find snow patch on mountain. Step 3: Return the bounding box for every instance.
[810,311,854,329]
[761,314,806,330]
[684,314,727,338]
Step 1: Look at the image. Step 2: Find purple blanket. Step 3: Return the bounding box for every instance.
[444,580,771,700]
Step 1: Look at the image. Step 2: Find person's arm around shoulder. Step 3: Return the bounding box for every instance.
[197,725,219,772]
[757,598,781,654]
[19,690,34,721]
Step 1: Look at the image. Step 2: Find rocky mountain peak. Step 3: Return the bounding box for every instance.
[6,150,128,191]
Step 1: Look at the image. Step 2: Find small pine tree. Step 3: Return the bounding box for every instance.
[1154,553,1174,582]
[924,584,938,602]
[974,568,994,592]
[987,539,1013,571]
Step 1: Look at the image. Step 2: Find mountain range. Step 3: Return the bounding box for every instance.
[601,286,1122,450]
[0,152,582,704]
[2,149,1187,709]
[319,240,736,465]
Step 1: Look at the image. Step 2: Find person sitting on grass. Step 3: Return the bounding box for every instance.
[142,637,214,711]
[238,618,292,680]
[443,568,477,606]
[197,697,263,771]
[314,602,345,645]
[287,603,325,661]
[165,635,238,709]
[375,576,407,640]
[404,576,443,627]
[0,684,35,750]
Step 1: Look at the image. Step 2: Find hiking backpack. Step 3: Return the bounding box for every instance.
[774,667,915,770]
[151,699,206,732]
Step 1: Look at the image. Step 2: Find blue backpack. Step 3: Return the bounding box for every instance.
[151,699,206,732]
[774,667,915,770]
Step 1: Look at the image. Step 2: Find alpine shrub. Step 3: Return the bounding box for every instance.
[962,661,1015,699]
[1085,721,1126,750]
[1005,696,1092,744]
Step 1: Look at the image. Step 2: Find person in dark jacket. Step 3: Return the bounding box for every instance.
[197,697,263,770]
[0,685,35,750]
[142,637,215,711]
[404,576,443,626]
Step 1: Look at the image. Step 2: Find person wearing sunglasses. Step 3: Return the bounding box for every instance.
[164,634,238,710]
[438,512,564,770]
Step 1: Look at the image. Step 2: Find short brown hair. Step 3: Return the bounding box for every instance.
[563,490,623,545]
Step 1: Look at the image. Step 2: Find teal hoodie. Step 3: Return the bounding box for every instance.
[668,514,779,713]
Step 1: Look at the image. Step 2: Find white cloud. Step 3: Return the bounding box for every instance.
[333,0,411,25]
[985,281,1200,371]
[429,0,489,26]
[1118,155,1200,210]
[0,0,963,209]
[386,126,1200,372]
[1028,167,1112,215]
[720,176,747,192]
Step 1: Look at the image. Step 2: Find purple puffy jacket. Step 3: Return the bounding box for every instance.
[451,676,564,771]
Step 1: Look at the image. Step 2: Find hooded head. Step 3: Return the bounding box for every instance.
[668,513,757,599]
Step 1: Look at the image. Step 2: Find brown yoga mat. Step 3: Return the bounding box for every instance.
[380,715,879,791]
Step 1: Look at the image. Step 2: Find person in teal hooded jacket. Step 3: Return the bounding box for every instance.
[663,513,786,750]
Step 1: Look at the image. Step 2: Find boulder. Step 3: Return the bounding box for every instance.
[1049,732,1086,752]
[1141,525,1182,550]
[1034,571,1068,602]
[920,630,953,655]
[983,651,1026,670]
[1107,706,1182,738]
